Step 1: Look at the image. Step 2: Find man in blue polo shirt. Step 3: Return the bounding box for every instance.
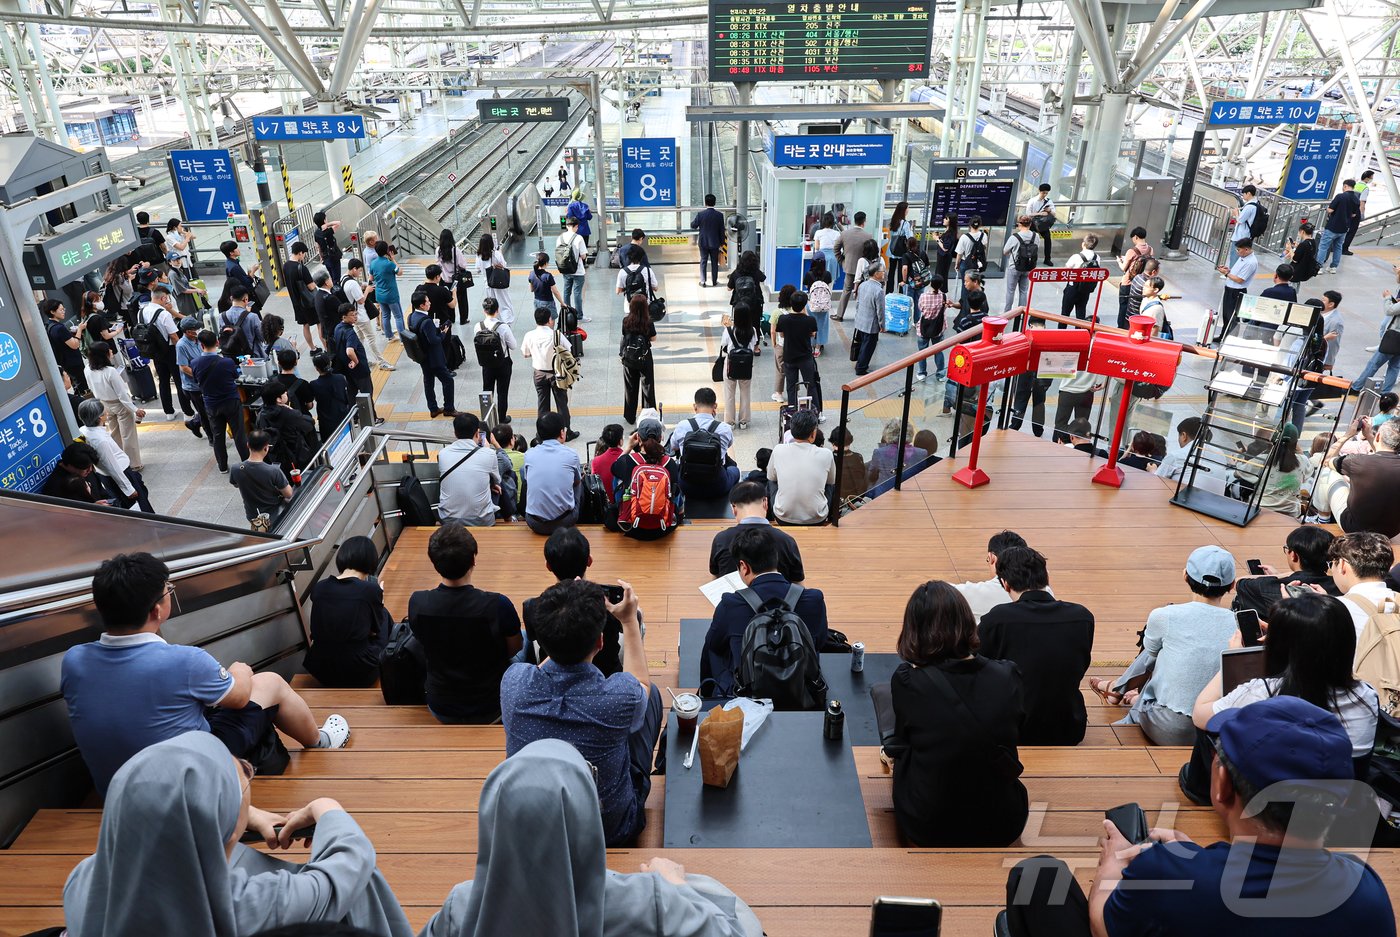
[190,329,249,474]
[521,412,582,535]
[60,552,350,795]
[500,577,661,846]
[998,695,1395,937]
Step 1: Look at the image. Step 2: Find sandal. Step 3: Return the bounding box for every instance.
[1088,677,1124,705]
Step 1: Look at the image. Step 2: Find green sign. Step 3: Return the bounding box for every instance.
[22,209,140,289]
[477,97,570,123]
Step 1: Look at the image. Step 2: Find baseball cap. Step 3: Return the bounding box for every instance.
[1206,696,1354,791]
[637,419,665,442]
[179,317,201,332]
[166,251,183,262]
[1186,545,1235,587]
[637,407,663,427]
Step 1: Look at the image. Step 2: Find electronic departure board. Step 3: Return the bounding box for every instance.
[927,159,1021,227]
[477,97,570,123]
[709,0,933,82]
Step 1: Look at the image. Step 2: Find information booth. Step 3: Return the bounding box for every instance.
[760,134,892,291]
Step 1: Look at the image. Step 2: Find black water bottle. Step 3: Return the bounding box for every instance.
[823,699,844,741]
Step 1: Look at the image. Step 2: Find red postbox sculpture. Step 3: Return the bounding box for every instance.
[1086,314,1183,488]
[947,317,1032,488]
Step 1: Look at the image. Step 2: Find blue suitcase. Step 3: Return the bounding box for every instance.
[884,293,912,335]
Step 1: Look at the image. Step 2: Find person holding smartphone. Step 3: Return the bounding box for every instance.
[1087,546,1240,746]
[1232,526,1340,620]
[517,526,628,676]
[437,412,502,527]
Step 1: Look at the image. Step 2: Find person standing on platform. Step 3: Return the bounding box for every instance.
[333,303,374,397]
[343,258,393,372]
[1230,185,1259,265]
[529,252,564,319]
[1286,221,1320,289]
[83,341,144,470]
[477,233,515,326]
[422,264,457,336]
[174,317,208,439]
[283,241,319,352]
[1059,234,1101,323]
[437,229,473,320]
[884,201,913,295]
[1027,183,1056,265]
[1345,169,1374,255]
[556,217,590,323]
[1116,227,1153,328]
[691,193,726,287]
[474,297,516,424]
[314,211,343,282]
[1001,215,1038,313]
[191,330,248,474]
[370,241,407,341]
[852,264,887,376]
[777,291,822,414]
[834,211,874,320]
[812,211,843,289]
[566,189,594,248]
[165,251,203,320]
[1214,238,1258,341]
[1319,178,1361,274]
[521,307,577,438]
[933,214,958,284]
[558,165,569,194]
[721,304,759,429]
[954,216,990,300]
[803,254,834,357]
[408,289,456,419]
[619,294,657,425]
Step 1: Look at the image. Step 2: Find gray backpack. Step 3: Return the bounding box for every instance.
[734,585,827,711]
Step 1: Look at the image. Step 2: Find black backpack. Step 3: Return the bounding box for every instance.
[969,233,988,271]
[906,255,932,289]
[379,620,427,705]
[445,335,466,371]
[733,274,760,308]
[133,305,168,359]
[1293,239,1320,282]
[734,585,827,711]
[623,265,649,299]
[725,328,754,380]
[396,471,436,526]
[219,309,253,358]
[1012,233,1037,272]
[474,320,505,365]
[679,417,725,482]
[331,274,354,308]
[890,231,908,257]
[1248,201,1270,239]
[621,332,651,368]
[579,472,608,524]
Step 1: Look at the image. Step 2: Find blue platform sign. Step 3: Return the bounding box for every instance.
[0,389,63,493]
[1207,100,1320,127]
[252,114,366,142]
[620,138,678,208]
[1281,129,1347,200]
[770,134,894,167]
[168,149,243,223]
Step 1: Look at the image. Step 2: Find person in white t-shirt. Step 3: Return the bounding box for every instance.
[1154,416,1207,482]
[556,217,591,322]
[951,530,1028,623]
[766,410,834,526]
[1325,532,1397,639]
[342,259,394,371]
[1059,233,1101,322]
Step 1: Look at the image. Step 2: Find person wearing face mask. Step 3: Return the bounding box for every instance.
[61,731,413,937]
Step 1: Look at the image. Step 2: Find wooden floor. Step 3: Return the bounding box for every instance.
[5,431,1393,937]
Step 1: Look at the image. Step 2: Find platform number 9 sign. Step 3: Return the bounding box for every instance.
[1297,165,1319,193]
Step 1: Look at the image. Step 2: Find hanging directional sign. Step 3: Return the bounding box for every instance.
[477,97,570,123]
[1280,128,1346,201]
[253,115,366,141]
[620,138,678,208]
[1206,100,1320,127]
[168,148,243,224]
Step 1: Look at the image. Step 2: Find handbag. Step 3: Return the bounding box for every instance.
[485,266,510,290]
[251,277,271,307]
[1381,321,1400,356]
[711,350,725,383]
[649,296,667,321]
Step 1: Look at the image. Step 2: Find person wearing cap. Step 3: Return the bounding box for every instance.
[1088,546,1240,746]
[1001,693,1393,937]
[164,250,204,319]
[137,281,187,422]
[175,316,210,441]
[565,188,594,246]
[609,418,683,540]
[977,546,1094,746]
[556,216,589,323]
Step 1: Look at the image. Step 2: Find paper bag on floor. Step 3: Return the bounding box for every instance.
[698,706,745,788]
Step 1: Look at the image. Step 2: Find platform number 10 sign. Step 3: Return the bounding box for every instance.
[621,138,678,209]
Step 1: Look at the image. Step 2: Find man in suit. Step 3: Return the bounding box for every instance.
[834,211,874,320]
[709,480,805,583]
[978,546,1094,745]
[691,193,726,288]
[701,525,827,696]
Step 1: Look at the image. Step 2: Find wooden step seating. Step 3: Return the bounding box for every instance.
[5,433,1379,936]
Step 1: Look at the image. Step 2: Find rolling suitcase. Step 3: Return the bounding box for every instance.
[125,363,157,402]
[884,293,912,336]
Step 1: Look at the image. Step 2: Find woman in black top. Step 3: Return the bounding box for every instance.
[726,250,766,314]
[889,580,1028,847]
[309,350,353,440]
[934,214,958,282]
[303,536,389,687]
[618,294,658,424]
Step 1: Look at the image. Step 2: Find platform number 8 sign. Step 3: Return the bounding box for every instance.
[621,137,678,209]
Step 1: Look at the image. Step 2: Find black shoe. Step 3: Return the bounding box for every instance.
[501,415,512,423]
[443,408,459,417]
[430,408,443,418]
[217,465,229,474]
[1178,763,1210,806]
[564,429,581,442]
[185,419,203,438]
[1342,250,1355,256]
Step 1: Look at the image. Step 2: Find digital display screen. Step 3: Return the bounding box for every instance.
[709,0,933,81]
[477,97,570,123]
[23,210,140,288]
[931,180,1015,227]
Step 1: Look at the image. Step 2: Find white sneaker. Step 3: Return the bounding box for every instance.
[817,414,827,424]
[378,361,397,371]
[771,392,784,402]
[737,420,748,430]
[1367,345,1380,353]
[915,373,927,382]
[164,411,179,422]
[315,714,351,749]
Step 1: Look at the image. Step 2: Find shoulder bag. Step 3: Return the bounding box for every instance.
[1380,307,1400,356]
[915,664,1023,780]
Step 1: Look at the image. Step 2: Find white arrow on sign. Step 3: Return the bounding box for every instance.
[256,122,271,136]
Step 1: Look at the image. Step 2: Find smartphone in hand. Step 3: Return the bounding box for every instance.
[869,897,942,937]
[1236,609,1262,647]
[1246,558,1266,576]
[1105,803,1150,845]
[600,584,625,604]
